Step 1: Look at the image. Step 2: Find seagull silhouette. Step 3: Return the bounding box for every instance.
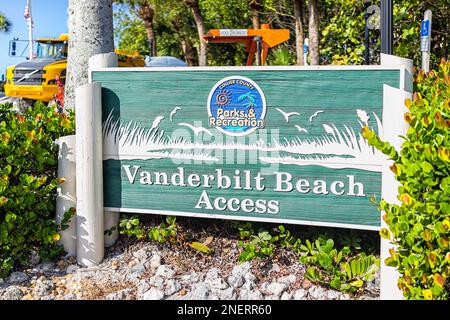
[294,125,308,133]
[178,122,212,136]
[150,116,165,130]
[275,108,300,122]
[170,107,181,122]
[309,110,324,122]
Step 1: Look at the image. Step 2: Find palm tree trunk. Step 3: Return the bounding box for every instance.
[308,0,320,65]
[293,0,304,65]
[248,0,261,29]
[65,0,114,110]
[185,0,207,66]
[171,18,197,66]
[137,3,157,57]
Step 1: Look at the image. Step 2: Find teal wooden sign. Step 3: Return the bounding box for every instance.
[92,67,404,230]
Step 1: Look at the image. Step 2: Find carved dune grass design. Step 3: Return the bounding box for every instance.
[102,110,385,171]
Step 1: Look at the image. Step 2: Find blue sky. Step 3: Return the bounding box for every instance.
[0,0,70,78]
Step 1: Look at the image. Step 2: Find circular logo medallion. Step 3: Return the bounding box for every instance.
[207,76,266,136]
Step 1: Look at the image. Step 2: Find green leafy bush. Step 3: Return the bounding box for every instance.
[363,60,450,300]
[0,102,75,277]
[118,215,178,244]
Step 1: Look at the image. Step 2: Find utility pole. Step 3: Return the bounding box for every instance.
[380,0,392,55]
[24,0,34,60]
[421,10,432,73]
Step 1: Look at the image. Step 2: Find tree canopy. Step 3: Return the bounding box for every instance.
[114,0,449,67]
[0,12,12,33]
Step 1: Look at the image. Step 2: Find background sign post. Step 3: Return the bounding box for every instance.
[421,10,432,73]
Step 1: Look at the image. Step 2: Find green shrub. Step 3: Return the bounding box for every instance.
[363,60,450,300]
[118,215,178,244]
[0,102,75,277]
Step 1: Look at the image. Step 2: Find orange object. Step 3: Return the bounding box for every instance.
[203,24,290,66]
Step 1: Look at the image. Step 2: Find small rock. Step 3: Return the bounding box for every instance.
[326,290,341,300]
[40,262,55,272]
[33,278,53,296]
[39,295,54,300]
[340,293,351,300]
[281,292,292,300]
[265,282,287,297]
[63,293,77,300]
[227,274,244,288]
[216,287,236,300]
[302,279,312,289]
[149,276,165,289]
[111,260,119,270]
[231,262,252,276]
[133,248,149,260]
[56,260,67,270]
[179,289,187,296]
[278,274,296,285]
[128,258,139,268]
[205,268,221,280]
[308,286,327,300]
[243,272,256,283]
[189,283,209,300]
[106,289,132,300]
[239,289,263,300]
[66,265,78,274]
[180,272,201,283]
[269,263,281,274]
[143,288,165,300]
[148,253,162,270]
[293,288,307,300]
[127,264,146,281]
[137,280,151,296]
[264,295,280,300]
[241,281,256,290]
[1,286,24,300]
[155,265,175,279]
[165,279,181,296]
[9,272,29,284]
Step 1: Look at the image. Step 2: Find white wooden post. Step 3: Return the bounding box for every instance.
[56,135,77,256]
[379,54,413,300]
[75,82,104,266]
[88,52,120,248]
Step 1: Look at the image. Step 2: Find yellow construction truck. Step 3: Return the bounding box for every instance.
[4,34,145,102]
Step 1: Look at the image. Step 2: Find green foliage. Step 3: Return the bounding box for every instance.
[119,215,146,239]
[238,230,277,262]
[0,12,12,33]
[320,0,366,65]
[232,221,378,293]
[0,102,75,277]
[118,215,178,244]
[268,47,295,66]
[300,237,379,293]
[148,216,178,244]
[114,0,449,67]
[363,60,450,300]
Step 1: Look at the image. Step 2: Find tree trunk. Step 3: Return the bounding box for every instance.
[181,39,198,66]
[248,0,261,29]
[172,18,197,66]
[293,0,304,65]
[65,0,114,110]
[184,0,207,66]
[137,3,157,57]
[308,0,320,65]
